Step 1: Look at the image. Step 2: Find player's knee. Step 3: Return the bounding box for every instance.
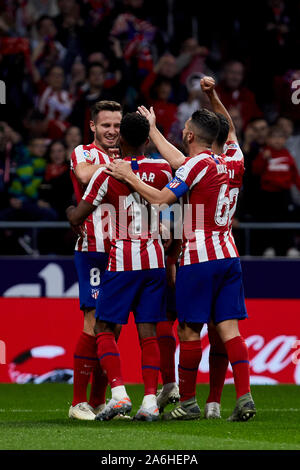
[137,322,156,340]
[94,320,116,336]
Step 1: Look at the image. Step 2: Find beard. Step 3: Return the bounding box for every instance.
[182,134,189,154]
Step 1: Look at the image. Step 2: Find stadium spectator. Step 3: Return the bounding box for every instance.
[141,53,187,107]
[64,126,82,161]
[37,65,73,139]
[39,140,73,220]
[252,125,300,255]
[273,69,300,125]
[53,0,90,55]
[150,79,178,138]
[110,0,158,83]
[0,122,22,210]
[21,109,49,140]
[31,15,67,78]
[171,73,209,146]
[0,137,57,221]
[228,107,244,142]
[240,118,270,221]
[276,116,300,207]
[68,60,87,98]
[216,61,263,129]
[69,62,118,141]
[176,37,213,87]
[86,37,130,102]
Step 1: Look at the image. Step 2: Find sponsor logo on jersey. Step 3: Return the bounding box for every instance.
[84,150,94,163]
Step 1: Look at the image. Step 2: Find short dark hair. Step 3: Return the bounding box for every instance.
[87,62,105,77]
[189,109,220,146]
[36,15,54,31]
[215,112,230,147]
[268,125,286,138]
[91,100,122,122]
[120,113,150,147]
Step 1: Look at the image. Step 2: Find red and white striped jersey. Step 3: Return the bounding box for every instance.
[38,87,73,121]
[167,150,239,267]
[222,140,245,228]
[70,143,112,253]
[83,156,173,271]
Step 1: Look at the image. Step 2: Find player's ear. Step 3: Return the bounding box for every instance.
[90,120,95,133]
[145,137,150,146]
[188,131,195,144]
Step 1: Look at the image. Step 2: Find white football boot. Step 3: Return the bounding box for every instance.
[204,402,221,419]
[68,402,96,420]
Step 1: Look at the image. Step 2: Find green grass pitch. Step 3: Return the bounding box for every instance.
[0,384,299,450]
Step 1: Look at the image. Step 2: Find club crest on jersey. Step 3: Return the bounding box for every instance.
[169,177,182,189]
[91,288,99,299]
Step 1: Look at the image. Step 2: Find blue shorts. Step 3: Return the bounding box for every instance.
[176,258,247,325]
[95,268,167,325]
[74,251,109,310]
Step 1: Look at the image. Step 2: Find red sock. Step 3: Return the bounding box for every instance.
[206,327,228,404]
[88,362,108,408]
[140,337,160,396]
[156,321,176,385]
[72,332,98,406]
[178,340,202,402]
[96,332,123,389]
[225,335,250,399]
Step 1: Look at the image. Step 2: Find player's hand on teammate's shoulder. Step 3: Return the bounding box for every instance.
[200,76,215,93]
[137,106,156,128]
[105,160,132,182]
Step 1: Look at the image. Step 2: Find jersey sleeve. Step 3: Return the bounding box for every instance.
[223,141,244,163]
[70,145,97,171]
[160,162,173,184]
[83,168,109,206]
[166,157,209,198]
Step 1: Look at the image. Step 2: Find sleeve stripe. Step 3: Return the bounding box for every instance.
[73,145,86,166]
[189,165,208,189]
[83,168,108,205]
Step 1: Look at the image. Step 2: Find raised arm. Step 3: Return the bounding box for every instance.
[200,77,237,142]
[105,160,177,206]
[138,106,185,170]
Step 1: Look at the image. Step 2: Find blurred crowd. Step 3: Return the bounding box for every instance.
[1,0,300,255]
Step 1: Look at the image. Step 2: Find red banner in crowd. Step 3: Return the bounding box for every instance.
[0,298,299,384]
